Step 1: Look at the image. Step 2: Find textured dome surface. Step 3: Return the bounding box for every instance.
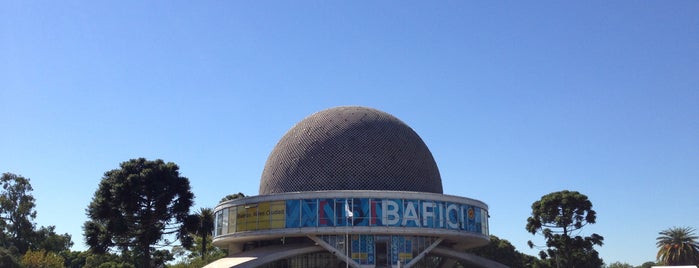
[259,106,443,195]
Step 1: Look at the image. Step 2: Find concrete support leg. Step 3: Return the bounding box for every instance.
[307,235,361,268]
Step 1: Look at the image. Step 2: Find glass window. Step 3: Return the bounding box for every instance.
[285,200,301,228]
[228,206,237,234]
[215,210,223,236]
[352,198,369,227]
[318,199,335,227]
[270,201,285,229]
[301,199,318,227]
[222,208,229,235]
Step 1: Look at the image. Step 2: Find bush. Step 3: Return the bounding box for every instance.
[21,249,65,268]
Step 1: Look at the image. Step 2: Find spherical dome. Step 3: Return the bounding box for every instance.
[259,106,442,195]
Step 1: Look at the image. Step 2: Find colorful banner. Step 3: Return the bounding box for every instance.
[221,197,487,235]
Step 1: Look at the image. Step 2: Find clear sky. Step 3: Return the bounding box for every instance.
[1,1,697,266]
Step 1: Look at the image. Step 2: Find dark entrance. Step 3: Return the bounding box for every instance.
[375,242,389,268]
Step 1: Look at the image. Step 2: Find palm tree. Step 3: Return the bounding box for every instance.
[656,226,699,265]
[195,208,215,260]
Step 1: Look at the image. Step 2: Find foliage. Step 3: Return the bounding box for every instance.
[61,250,87,268]
[184,208,215,259]
[635,261,655,268]
[171,233,226,268]
[526,190,604,268]
[656,226,699,265]
[0,247,21,268]
[63,250,133,268]
[95,262,136,268]
[171,233,226,267]
[21,249,65,268]
[83,158,195,268]
[463,235,547,268]
[169,255,223,268]
[0,173,37,254]
[219,192,245,203]
[32,225,73,253]
[0,172,73,259]
[152,249,174,267]
[606,261,633,268]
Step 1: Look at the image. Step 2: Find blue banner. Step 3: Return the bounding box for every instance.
[264,197,485,234]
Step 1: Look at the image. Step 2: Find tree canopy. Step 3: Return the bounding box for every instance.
[185,207,215,260]
[0,173,37,253]
[20,249,64,268]
[0,172,73,258]
[83,158,195,268]
[219,192,245,203]
[526,190,604,268]
[636,261,655,268]
[606,261,633,268]
[656,226,699,265]
[0,247,21,268]
[171,233,226,268]
[464,235,546,268]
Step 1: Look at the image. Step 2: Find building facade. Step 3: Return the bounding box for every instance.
[208,106,506,268]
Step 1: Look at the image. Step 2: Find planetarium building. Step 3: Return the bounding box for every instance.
[207,106,506,268]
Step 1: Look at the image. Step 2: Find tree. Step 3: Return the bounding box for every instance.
[173,207,226,266]
[0,247,21,268]
[464,235,547,268]
[0,172,74,264]
[607,261,633,268]
[20,249,65,268]
[152,249,174,267]
[219,192,245,203]
[61,250,87,268]
[172,232,227,268]
[62,250,134,268]
[0,173,37,253]
[635,261,655,268]
[656,226,699,265]
[185,208,215,260]
[526,190,604,268]
[32,225,73,253]
[83,158,195,268]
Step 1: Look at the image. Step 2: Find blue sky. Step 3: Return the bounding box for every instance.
[1,1,697,266]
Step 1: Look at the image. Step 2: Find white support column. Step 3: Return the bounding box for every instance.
[403,237,444,268]
[307,235,361,268]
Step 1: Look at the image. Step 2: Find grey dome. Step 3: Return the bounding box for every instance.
[259,106,443,195]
